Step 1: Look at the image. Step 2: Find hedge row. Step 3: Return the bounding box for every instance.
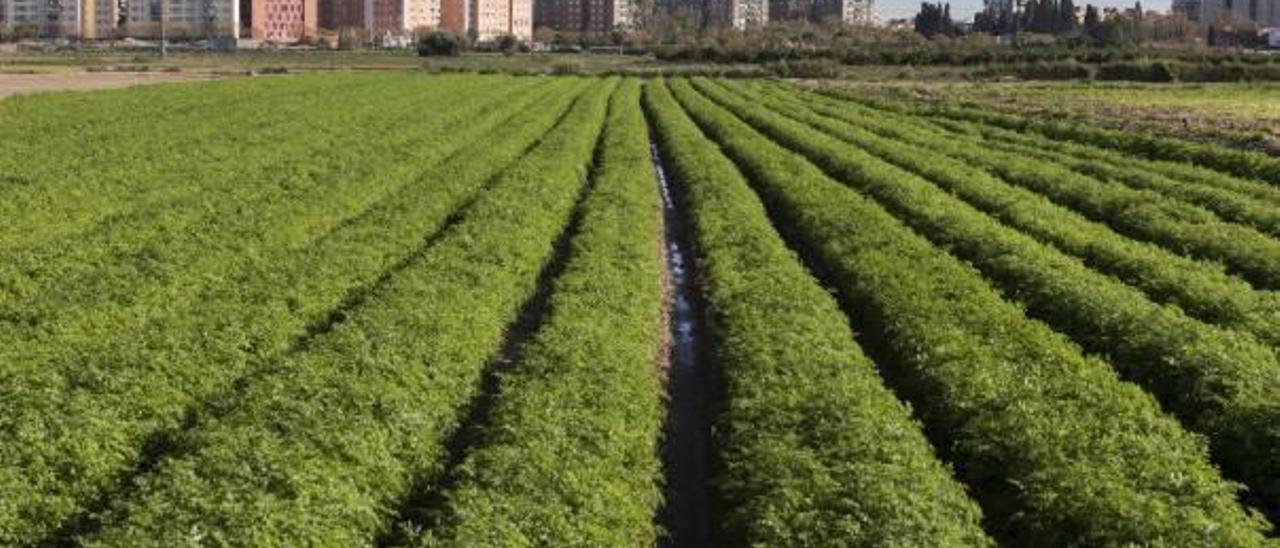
[0,77,580,545]
[743,82,1280,348]
[419,80,668,547]
[647,80,993,547]
[812,89,1280,291]
[666,78,1272,546]
[78,79,617,547]
[697,78,1280,520]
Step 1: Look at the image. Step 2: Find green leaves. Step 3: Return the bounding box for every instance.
[648,80,993,547]
[423,79,665,548]
[666,77,1271,546]
[704,78,1280,520]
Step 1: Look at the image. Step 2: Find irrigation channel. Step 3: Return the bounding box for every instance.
[651,143,714,547]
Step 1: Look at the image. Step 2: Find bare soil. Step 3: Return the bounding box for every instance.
[0,71,213,98]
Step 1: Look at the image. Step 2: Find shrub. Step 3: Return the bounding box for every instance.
[417,31,464,57]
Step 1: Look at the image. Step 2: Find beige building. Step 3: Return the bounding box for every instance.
[357,0,527,40]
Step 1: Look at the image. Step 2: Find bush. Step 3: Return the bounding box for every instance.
[417,31,464,57]
[1095,60,1177,82]
[494,33,519,55]
[548,59,584,75]
[766,58,842,79]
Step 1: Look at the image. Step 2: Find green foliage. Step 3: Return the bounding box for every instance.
[79,79,617,547]
[0,74,582,544]
[855,92,1280,186]
[824,94,1280,290]
[666,77,1272,546]
[702,78,1280,520]
[646,80,994,547]
[418,31,466,57]
[418,80,666,547]
[927,117,1280,240]
[759,83,1280,347]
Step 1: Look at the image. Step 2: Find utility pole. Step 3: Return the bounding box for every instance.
[159,0,166,57]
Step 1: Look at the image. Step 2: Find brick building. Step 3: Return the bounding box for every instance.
[536,0,630,34]
[249,0,316,40]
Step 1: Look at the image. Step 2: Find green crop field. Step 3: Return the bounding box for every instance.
[837,80,1280,154]
[2,72,1279,547]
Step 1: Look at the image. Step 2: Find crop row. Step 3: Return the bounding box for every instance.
[418,80,667,547]
[925,116,1280,238]
[822,91,1280,185]
[0,75,392,254]
[742,81,1280,349]
[645,80,993,546]
[75,79,618,547]
[0,76,586,544]
[665,78,1271,546]
[841,97,1280,292]
[696,78,1280,520]
[0,74,522,316]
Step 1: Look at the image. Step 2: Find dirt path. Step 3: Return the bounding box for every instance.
[0,71,213,98]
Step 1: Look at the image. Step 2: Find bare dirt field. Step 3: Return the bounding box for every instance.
[0,71,213,98]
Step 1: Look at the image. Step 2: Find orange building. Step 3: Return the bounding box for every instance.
[439,0,528,39]
[251,0,317,41]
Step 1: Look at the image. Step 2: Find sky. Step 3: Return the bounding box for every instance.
[875,0,1168,21]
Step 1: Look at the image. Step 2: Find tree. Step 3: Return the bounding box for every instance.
[1060,0,1077,30]
[495,33,520,54]
[1083,4,1100,28]
[914,2,954,37]
[417,31,464,56]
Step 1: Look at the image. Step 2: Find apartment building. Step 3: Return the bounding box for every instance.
[349,0,527,40]
[818,0,870,22]
[705,0,766,27]
[1171,0,1201,20]
[468,0,529,39]
[248,0,316,41]
[2,0,82,36]
[0,0,527,42]
[536,0,630,34]
[768,0,871,24]
[1201,0,1278,25]
[120,0,238,38]
[366,0,439,33]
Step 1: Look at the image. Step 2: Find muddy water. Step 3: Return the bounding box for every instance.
[652,143,714,548]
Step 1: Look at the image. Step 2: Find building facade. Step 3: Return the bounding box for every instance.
[536,0,629,33]
[768,0,871,23]
[2,0,83,36]
[705,0,765,27]
[249,0,316,41]
[0,0,529,42]
[1201,0,1278,25]
[118,0,238,39]
[1171,0,1201,20]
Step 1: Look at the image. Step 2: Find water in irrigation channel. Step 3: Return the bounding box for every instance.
[652,143,714,548]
